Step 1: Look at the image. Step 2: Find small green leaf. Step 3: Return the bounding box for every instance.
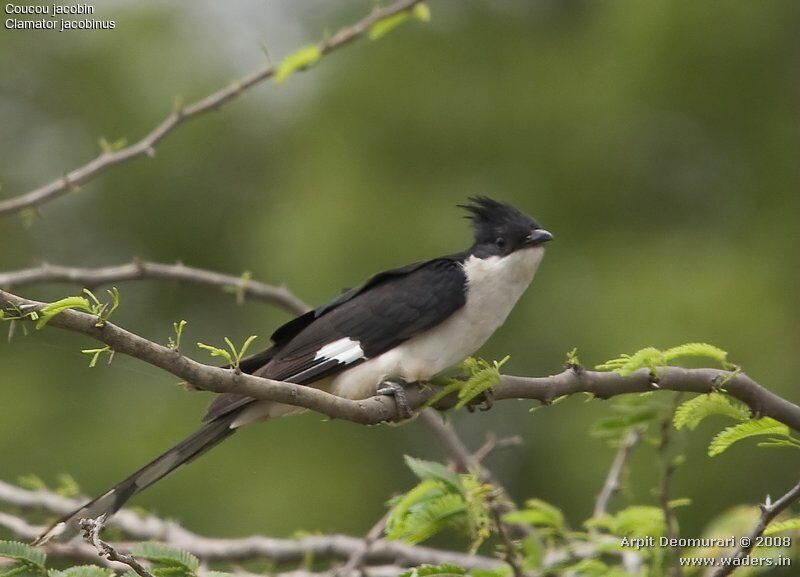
[48,566,115,577]
[238,334,259,360]
[0,541,47,570]
[668,498,692,509]
[708,418,792,457]
[404,455,462,490]
[169,320,188,351]
[36,296,92,329]
[663,342,729,367]
[399,564,466,577]
[196,342,234,365]
[275,45,322,83]
[369,3,430,40]
[129,543,199,573]
[587,506,665,539]
[503,499,565,532]
[596,347,665,376]
[764,517,800,536]
[673,392,749,430]
[81,346,111,368]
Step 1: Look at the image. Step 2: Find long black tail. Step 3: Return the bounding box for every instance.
[33,413,238,545]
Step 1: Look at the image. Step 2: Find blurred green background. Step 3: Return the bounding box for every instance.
[1,0,798,560]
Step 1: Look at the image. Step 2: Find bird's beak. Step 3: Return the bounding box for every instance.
[525,228,554,247]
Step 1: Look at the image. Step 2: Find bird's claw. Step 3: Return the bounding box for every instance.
[377,380,414,421]
[466,387,495,412]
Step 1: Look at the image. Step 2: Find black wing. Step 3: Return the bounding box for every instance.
[203,255,467,422]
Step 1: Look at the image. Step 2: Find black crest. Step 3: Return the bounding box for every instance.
[459,196,539,245]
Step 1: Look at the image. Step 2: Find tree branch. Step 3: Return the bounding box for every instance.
[80,517,156,577]
[499,369,800,433]
[0,260,310,315]
[418,410,527,577]
[0,480,502,571]
[1,287,799,432]
[592,428,642,519]
[0,0,426,217]
[708,479,800,577]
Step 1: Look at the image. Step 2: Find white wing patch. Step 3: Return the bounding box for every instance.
[314,337,365,365]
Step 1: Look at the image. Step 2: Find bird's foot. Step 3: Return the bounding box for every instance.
[377,380,414,421]
[466,387,495,412]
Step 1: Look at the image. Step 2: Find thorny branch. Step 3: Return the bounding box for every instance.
[709,479,800,577]
[0,260,310,315]
[80,517,156,577]
[0,0,426,217]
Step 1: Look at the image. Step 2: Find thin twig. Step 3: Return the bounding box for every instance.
[472,433,523,464]
[418,410,527,577]
[709,479,800,577]
[80,517,156,577]
[593,428,642,519]
[335,512,390,577]
[0,0,426,217]
[658,394,684,577]
[0,260,310,315]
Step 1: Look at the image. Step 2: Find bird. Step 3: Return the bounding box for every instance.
[34,196,553,545]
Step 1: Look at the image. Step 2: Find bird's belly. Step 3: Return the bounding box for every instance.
[329,246,544,399]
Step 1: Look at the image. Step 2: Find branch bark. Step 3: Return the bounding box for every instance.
[592,428,642,519]
[0,260,310,315]
[708,479,800,577]
[0,0,426,217]
[1,287,799,432]
[0,480,501,571]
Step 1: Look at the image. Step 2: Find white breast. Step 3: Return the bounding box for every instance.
[328,246,545,400]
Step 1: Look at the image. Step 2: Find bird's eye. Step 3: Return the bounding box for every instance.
[495,237,506,249]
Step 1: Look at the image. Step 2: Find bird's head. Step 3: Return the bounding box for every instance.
[460,196,553,259]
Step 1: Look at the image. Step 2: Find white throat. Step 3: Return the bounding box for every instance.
[459,246,544,336]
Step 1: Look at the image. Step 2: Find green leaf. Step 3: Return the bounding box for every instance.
[587,506,665,539]
[129,543,199,573]
[196,342,234,365]
[673,392,749,430]
[708,418,791,457]
[503,499,565,532]
[668,498,692,509]
[81,346,111,368]
[596,347,665,376]
[399,564,465,577]
[275,45,322,83]
[663,342,729,367]
[423,381,462,408]
[454,356,508,409]
[48,566,114,577]
[764,517,800,536]
[385,470,491,552]
[36,296,91,329]
[0,541,46,570]
[237,334,258,360]
[404,455,462,490]
[368,3,430,41]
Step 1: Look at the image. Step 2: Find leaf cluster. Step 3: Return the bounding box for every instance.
[385,456,491,553]
[673,392,800,456]
[425,356,509,410]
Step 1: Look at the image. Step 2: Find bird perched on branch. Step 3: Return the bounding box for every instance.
[35,196,553,544]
